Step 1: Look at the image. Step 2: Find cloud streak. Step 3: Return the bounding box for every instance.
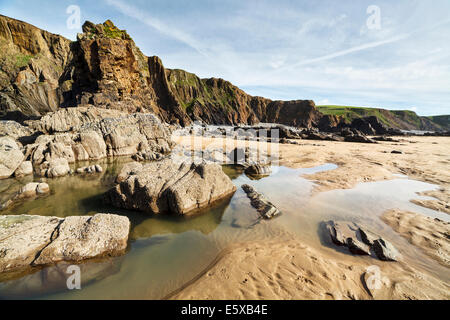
[289,34,410,69]
[104,0,209,57]
[281,18,450,71]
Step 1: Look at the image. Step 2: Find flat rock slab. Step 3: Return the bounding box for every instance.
[106,160,237,215]
[241,184,281,219]
[325,221,399,261]
[0,214,130,273]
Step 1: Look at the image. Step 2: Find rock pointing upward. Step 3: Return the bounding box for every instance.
[241,184,281,219]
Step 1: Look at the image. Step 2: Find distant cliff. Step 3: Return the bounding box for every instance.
[0,15,447,131]
[317,106,449,131]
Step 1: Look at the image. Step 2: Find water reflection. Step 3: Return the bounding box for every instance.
[0,161,448,299]
[130,196,231,240]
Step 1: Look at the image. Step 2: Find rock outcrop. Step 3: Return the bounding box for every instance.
[0,121,34,142]
[0,213,130,273]
[39,158,70,178]
[325,221,399,261]
[0,15,72,118]
[2,15,442,133]
[241,184,281,219]
[106,160,237,215]
[13,106,174,172]
[0,16,327,128]
[0,136,24,179]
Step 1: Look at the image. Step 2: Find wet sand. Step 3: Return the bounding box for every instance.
[172,135,450,300]
[174,135,450,213]
[382,209,449,267]
[171,238,449,300]
[1,135,448,300]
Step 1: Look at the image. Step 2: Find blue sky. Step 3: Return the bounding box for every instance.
[1,0,449,115]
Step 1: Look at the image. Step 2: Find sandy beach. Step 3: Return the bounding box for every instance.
[170,135,450,300]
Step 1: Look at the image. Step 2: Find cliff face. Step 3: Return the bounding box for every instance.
[0,16,322,127]
[318,105,449,132]
[0,15,72,118]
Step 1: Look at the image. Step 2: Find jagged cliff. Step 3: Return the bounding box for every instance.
[0,16,322,127]
[0,15,72,118]
[0,15,446,131]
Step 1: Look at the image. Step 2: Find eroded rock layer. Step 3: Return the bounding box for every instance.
[0,214,130,273]
[0,16,321,127]
[106,160,237,215]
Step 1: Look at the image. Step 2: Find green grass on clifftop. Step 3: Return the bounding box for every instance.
[317,105,393,126]
[427,115,450,128]
[317,105,449,131]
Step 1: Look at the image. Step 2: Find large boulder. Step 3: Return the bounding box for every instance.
[106,160,237,215]
[47,142,76,163]
[39,158,70,178]
[20,107,173,166]
[25,109,173,164]
[0,214,130,273]
[98,113,173,157]
[17,182,50,198]
[0,136,24,179]
[14,160,33,177]
[27,106,126,134]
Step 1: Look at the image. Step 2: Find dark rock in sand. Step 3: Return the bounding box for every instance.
[241,184,281,219]
[325,221,399,261]
[346,238,371,255]
[373,136,400,142]
[344,134,377,144]
[372,238,399,261]
[350,118,376,135]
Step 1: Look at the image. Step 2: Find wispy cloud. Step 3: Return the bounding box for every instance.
[280,18,450,70]
[288,33,410,69]
[104,0,209,57]
[14,0,443,115]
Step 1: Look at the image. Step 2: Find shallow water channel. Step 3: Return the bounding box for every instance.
[0,159,447,299]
